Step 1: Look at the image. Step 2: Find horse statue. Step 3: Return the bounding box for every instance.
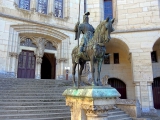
[72,18,115,86]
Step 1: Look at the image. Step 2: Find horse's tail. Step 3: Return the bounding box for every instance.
[71,46,79,63]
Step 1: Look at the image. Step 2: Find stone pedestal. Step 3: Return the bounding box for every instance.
[63,86,121,120]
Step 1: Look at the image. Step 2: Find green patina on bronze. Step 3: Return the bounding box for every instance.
[72,12,115,87]
[63,86,121,98]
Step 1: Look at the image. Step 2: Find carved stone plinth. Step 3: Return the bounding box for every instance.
[62,86,121,120]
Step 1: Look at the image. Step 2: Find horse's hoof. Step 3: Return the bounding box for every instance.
[92,82,97,86]
[97,81,103,86]
[73,82,77,87]
[79,81,84,86]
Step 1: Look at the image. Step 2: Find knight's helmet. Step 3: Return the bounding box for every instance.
[83,12,90,23]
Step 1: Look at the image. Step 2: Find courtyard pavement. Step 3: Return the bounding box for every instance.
[140,110,160,120]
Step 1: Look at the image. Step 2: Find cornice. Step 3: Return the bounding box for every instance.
[0,12,74,32]
[1,12,160,34]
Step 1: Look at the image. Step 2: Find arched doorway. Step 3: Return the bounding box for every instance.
[17,50,36,78]
[152,77,160,109]
[41,53,56,79]
[41,55,51,79]
[108,78,127,99]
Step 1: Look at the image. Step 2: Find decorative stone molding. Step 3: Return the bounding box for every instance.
[35,37,47,58]
[116,98,137,105]
[57,58,68,63]
[13,2,18,8]
[9,52,18,59]
[82,104,115,114]
[36,57,42,64]
[66,102,73,112]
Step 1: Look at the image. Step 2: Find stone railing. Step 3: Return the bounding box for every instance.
[116,98,142,118]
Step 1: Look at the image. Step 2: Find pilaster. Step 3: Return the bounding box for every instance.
[131,52,156,115]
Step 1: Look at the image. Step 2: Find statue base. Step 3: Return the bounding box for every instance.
[62,86,121,120]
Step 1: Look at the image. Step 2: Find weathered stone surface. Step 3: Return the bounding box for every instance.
[63,86,121,98]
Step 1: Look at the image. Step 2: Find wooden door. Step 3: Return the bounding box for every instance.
[152,77,160,109]
[108,78,127,99]
[17,50,36,78]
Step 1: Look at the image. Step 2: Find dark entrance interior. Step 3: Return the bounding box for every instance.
[152,77,160,109]
[108,78,127,99]
[17,50,36,78]
[41,53,56,79]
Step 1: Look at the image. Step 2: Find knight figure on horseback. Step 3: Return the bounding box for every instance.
[74,12,95,63]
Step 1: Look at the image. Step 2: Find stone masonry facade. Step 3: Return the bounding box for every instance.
[0,0,160,115]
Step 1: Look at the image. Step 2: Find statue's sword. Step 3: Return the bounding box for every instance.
[77,0,81,88]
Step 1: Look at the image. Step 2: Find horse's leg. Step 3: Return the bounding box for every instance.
[79,62,85,86]
[90,57,96,86]
[97,59,103,86]
[72,62,77,87]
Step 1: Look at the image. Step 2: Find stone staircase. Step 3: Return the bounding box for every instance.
[0,78,71,120]
[0,78,133,120]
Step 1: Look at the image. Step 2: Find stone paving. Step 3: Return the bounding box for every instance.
[140,110,160,120]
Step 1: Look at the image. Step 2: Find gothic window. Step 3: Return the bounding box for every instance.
[151,51,157,63]
[104,0,113,19]
[55,0,63,18]
[19,0,30,10]
[20,38,36,48]
[104,53,110,64]
[114,53,119,64]
[45,42,57,50]
[37,0,48,14]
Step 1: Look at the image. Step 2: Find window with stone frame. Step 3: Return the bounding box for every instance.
[37,0,48,14]
[54,0,63,18]
[104,53,110,64]
[104,0,113,19]
[19,0,30,10]
[151,51,158,63]
[114,53,119,64]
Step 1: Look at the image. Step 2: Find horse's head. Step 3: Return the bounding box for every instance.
[105,17,115,41]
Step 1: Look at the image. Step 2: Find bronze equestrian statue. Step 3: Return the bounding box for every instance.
[72,12,115,87]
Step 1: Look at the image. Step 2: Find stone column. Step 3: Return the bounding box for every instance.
[31,0,36,12]
[9,52,18,78]
[35,56,42,79]
[35,37,47,79]
[48,0,53,15]
[134,82,141,104]
[147,82,154,108]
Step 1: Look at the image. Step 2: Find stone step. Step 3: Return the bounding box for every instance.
[0,109,70,114]
[0,116,71,120]
[0,102,66,106]
[0,105,69,110]
[116,118,132,120]
[0,112,71,119]
[0,99,65,102]
[0,88,66,93]
[108,114,130,120]
[0,93,64,96]
[0,96,65,99]
[108,111,125,115]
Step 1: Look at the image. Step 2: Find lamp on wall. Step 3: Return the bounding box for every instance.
[65,67,70,80]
